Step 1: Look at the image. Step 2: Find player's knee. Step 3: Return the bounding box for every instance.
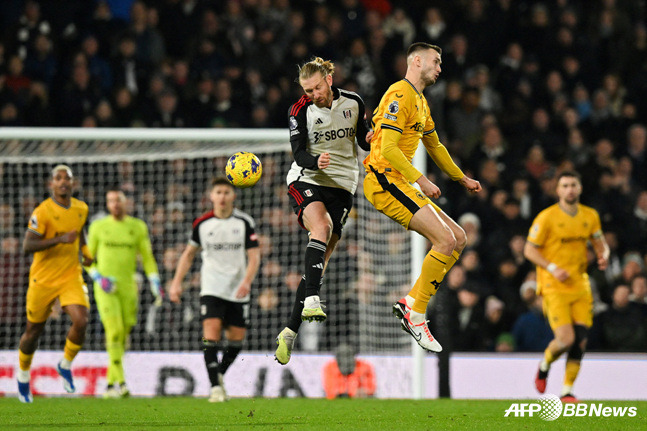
[311,222,332,243]
[454,225,467,252]
[435,226,456,254]
[72,314,88,330]
[557,333,575,350]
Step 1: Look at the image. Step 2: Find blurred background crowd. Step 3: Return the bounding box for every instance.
[0,0,646,353]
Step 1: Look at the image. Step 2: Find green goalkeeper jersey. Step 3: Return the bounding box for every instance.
[87,215,159,285]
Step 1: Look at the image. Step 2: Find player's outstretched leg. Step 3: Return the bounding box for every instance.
[301,238,327,322]
[275,327,298,365]
[401,311,442,352]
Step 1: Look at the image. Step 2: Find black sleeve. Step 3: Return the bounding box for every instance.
[346,92,370,151]
[355,100,371,151]
[243,218,259,249]
[288,103,319,170]
[191,221,201,246]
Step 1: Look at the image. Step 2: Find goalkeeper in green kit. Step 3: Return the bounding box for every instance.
[86,187,162,398]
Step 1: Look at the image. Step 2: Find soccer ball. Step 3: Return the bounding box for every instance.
[225,152,262,188]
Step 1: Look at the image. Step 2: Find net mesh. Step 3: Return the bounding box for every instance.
[0,131,411,354]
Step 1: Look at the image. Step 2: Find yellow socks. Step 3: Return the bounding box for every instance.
[19,350,34,372]
[564,360,581,386]
[63,338,82,363]
[411,249,452,313]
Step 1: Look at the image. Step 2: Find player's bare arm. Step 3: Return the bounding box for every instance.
[23,229,78,253]
[591,231,610,271]
[235,246,261,299]
[523,241,570,282]
[169,244,199,304]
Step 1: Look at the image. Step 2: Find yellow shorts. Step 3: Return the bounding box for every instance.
[26,280,89,323]
[363,167,441,229]
[542,287,593,331]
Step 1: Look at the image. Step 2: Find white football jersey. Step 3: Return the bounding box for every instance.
[189,209,258,302]
[286,87,370,194]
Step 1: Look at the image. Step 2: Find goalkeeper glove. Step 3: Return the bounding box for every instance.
[148,274,163,303]
[89,269,115,293]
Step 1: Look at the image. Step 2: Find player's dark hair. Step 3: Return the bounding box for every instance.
[298,57,335,82]
[106,185,123,194]
[556,170,581,183]
[407,42,442,58]
[212,177,235,190]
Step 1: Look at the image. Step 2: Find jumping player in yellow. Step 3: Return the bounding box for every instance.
[17,165,93,403]
[524,171,609,403]
[364,42,481,352]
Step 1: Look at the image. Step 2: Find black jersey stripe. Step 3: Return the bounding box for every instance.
[369,165,422,215]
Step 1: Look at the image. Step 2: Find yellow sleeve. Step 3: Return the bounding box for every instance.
[381,128,423,183]
[421,130,464,181]
[527,210,550,246]
[589,209,603,238]
[27,204,48,236]
[138,221,159,277]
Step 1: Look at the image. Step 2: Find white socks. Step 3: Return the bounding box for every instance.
[539,360,550,372]
[409,310,426,325]
[405,295,415,309]
[17,369,30,383]
[59,358,72,370]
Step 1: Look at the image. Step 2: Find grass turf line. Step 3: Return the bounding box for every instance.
[0,398,645,430]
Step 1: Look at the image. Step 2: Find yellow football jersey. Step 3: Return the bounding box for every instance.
[527,203,602,294]
[364,79,435,179]
[27,197,88,287]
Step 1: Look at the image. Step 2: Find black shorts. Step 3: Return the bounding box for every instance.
[287,181,353,238]
[199,295,249,328]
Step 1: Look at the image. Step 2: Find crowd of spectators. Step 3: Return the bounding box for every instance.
[1,0,647,353]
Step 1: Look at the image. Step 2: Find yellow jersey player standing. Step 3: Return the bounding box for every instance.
[524,171,609,403]
[17,165,93,403]
[364,42,481,352]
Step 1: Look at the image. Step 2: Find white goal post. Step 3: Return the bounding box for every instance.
[0,127,427,398]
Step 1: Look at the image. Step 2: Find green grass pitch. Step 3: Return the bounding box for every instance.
[1,397,645,430]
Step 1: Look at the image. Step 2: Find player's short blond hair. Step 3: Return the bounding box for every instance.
[298,57,335,82]
[51,164,73,178]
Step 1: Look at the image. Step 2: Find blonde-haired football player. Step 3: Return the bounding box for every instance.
[364,42,481,352]
[17,165,93,403]
[525,171,609,403]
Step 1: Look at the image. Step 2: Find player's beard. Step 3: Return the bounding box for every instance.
[422,71,437,87]
[564,196,579,205]
[314,89,333,108]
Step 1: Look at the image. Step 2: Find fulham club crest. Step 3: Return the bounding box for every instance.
[343,109,352,119]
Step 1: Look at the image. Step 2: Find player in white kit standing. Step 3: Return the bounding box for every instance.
[170,178,260,402]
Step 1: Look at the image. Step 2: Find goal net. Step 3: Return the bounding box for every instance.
[0,128,411,355]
